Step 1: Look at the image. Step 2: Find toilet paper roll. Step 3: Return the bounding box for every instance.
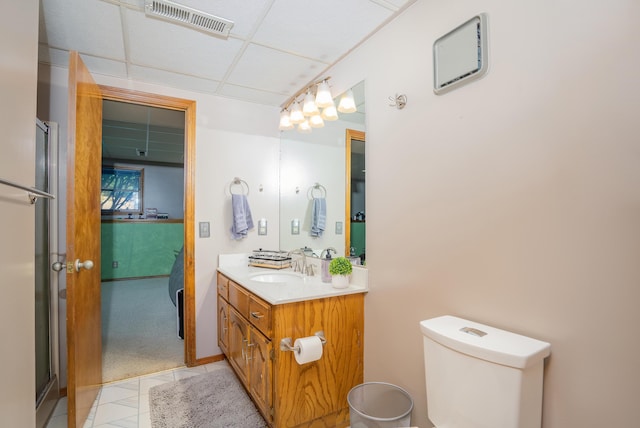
[294,336,323,365]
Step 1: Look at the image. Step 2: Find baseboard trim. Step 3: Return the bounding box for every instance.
[190,353,225,367]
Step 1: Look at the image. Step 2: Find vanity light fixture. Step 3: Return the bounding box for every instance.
[337,89,357,113]
[302,90,319,116]
[289,101,305,124]
[278,77,357,133]
[297,119,312,134]
[309,114,324,128]
[321,104,338,121]
[279,109,294,130]
[315,80,334,108]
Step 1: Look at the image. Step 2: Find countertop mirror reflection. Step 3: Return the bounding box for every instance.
[279,81,365,261]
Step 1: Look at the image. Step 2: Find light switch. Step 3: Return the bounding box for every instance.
[335,221,343,235]
[291,219,300,235]
[258,218,267,235]
[199,221,210,238]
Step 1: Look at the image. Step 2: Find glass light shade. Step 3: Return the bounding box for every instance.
[289,101,305,124]
[315,80,334,108]
[278,110,294,130]
[338,89,357,113]
[321,105,339,121]
[302,91,319,116]
[309,114,324,128]
[297,119,312,134]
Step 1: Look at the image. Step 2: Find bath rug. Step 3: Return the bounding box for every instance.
[149,366,267,428]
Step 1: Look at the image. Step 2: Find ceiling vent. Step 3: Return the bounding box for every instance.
[144,0,234,38]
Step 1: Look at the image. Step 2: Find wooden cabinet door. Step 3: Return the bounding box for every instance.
[249,328,273,421]
[249,328,273,423]
[228,307,249,386]
[217,296,229,354]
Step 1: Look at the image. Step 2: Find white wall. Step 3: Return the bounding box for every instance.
[0,1,38,426]
[325,0,640,426]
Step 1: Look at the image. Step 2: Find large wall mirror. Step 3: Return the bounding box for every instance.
[279,81,365,260]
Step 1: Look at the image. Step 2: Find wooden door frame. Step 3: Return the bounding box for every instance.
[99,85,197,365]
[345,129,365,258]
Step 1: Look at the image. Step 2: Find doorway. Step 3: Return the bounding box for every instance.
[345,129,366,262]
[98,85,197,369]
[100,100,186,381]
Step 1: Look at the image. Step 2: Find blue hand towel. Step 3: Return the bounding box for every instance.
[310,197,326,237]
[230,194,254,239]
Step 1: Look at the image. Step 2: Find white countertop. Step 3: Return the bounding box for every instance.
[217,253,368,305]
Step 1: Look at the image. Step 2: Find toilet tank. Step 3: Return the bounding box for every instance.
[420,316,550,428]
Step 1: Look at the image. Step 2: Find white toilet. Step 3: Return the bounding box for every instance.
[420,315,551,428]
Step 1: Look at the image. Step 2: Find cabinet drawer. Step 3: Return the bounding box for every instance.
[217,272,229,300]
[248,294,272,337]
[228,280,249,317]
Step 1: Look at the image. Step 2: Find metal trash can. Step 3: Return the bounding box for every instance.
[347,382,413,428]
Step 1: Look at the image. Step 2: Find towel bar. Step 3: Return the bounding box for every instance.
[308,182,326,199]
[229,177,249,195]
[0,177,55,204]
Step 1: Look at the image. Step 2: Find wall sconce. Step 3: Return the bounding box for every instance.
[279,77,357,133]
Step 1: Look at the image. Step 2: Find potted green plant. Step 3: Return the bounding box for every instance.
[329,256,353,289]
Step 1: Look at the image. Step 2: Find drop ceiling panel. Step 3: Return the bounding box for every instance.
[125,7,244,80]
[252,0,394,61]
[227,43,325,94]
[39,0,126,60]
[374,0,412,8]
[38,46,130,79]
[128,65,220,94]
[145,0,274,38]
[38,0,419,107]
[218,83,288,107]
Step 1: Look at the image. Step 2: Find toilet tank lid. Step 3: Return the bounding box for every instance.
[420,316,551,369]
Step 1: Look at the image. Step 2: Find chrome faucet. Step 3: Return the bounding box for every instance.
[288,248,307,274]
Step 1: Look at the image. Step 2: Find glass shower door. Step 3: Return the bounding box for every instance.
[35,119,59,427]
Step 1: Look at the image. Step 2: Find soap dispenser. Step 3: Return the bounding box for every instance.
[321,247,336,283]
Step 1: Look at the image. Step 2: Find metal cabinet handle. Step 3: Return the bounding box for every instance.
[251,311,264,319]
[246,342,255,361]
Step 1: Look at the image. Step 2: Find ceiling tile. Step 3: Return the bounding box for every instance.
[227,43,326,95]
[157,0,273,39]
[218,83,289,107]
[125,8,245,80]
[39,0,126,60]
[252,0,393,62]
[129,65,220,93]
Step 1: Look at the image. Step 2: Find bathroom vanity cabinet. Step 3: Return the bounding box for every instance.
[217,271,364,428]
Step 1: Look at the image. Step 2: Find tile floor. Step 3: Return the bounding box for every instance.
[46,360,230,428]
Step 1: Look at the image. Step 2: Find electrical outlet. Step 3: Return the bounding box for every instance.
[335,221,343,234]
[112,261,118,268]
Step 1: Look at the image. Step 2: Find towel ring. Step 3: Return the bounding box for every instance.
[308,183,326,200]
[229,177,249,195]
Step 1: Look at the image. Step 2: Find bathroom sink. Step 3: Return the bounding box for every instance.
[249,271,303,283]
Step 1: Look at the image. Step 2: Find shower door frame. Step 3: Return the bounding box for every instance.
[35,119,60,428]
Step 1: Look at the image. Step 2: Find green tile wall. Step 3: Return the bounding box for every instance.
[101,221,184,280]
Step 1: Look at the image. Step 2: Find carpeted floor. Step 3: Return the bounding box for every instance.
[101,277,184,382]
[149,363,267,428]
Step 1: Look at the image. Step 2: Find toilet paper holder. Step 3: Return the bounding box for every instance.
[280,331,327,352]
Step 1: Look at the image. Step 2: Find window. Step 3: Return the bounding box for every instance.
[101,166,144,214]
